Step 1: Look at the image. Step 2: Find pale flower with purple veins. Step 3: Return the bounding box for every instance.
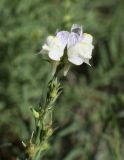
[42,24,94,68]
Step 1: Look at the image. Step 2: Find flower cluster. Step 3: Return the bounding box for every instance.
[42,24,94,66]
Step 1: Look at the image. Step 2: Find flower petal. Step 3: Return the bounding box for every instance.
[83,33,93,43]
[42,36,65,61]
[71,24,83,36]
[42,44,49,51]
[68,55,84,65]
[78,42,94,58]
[67,45,84,65]
[56,31,69,47]
[48,49,63,61]
[67,39,94,65]
[67,32,79,48]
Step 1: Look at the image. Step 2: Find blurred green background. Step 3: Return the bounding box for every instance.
[0,0,124,159]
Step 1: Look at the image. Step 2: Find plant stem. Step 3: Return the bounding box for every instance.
[25,64,63,160]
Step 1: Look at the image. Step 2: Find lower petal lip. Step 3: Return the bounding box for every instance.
[68,56,84,65]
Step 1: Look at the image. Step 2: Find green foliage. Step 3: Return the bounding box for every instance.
[0,0,124,159]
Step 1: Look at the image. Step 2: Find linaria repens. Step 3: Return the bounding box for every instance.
[22,24,94,160]
[42,24,94,66]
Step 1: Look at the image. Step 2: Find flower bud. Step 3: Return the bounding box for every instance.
[26,143,35,158]
[50,89,57,99]
[30,108,40,119]
[46,128,53,137]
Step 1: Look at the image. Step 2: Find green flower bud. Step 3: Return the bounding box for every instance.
[30,108,40,119]
[50,89,57,99]
[41,142,49,151]
[46,128,53,137]
[26,143,35,158]
[44,111,52,127]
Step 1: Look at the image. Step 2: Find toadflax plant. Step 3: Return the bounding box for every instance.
[22,24,94,160]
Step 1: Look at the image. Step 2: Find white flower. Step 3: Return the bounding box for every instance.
[42,36,64,61]
[42,24,94,66]
[67,33,94,65]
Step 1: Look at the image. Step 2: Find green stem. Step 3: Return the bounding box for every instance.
[27,64,63,160]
